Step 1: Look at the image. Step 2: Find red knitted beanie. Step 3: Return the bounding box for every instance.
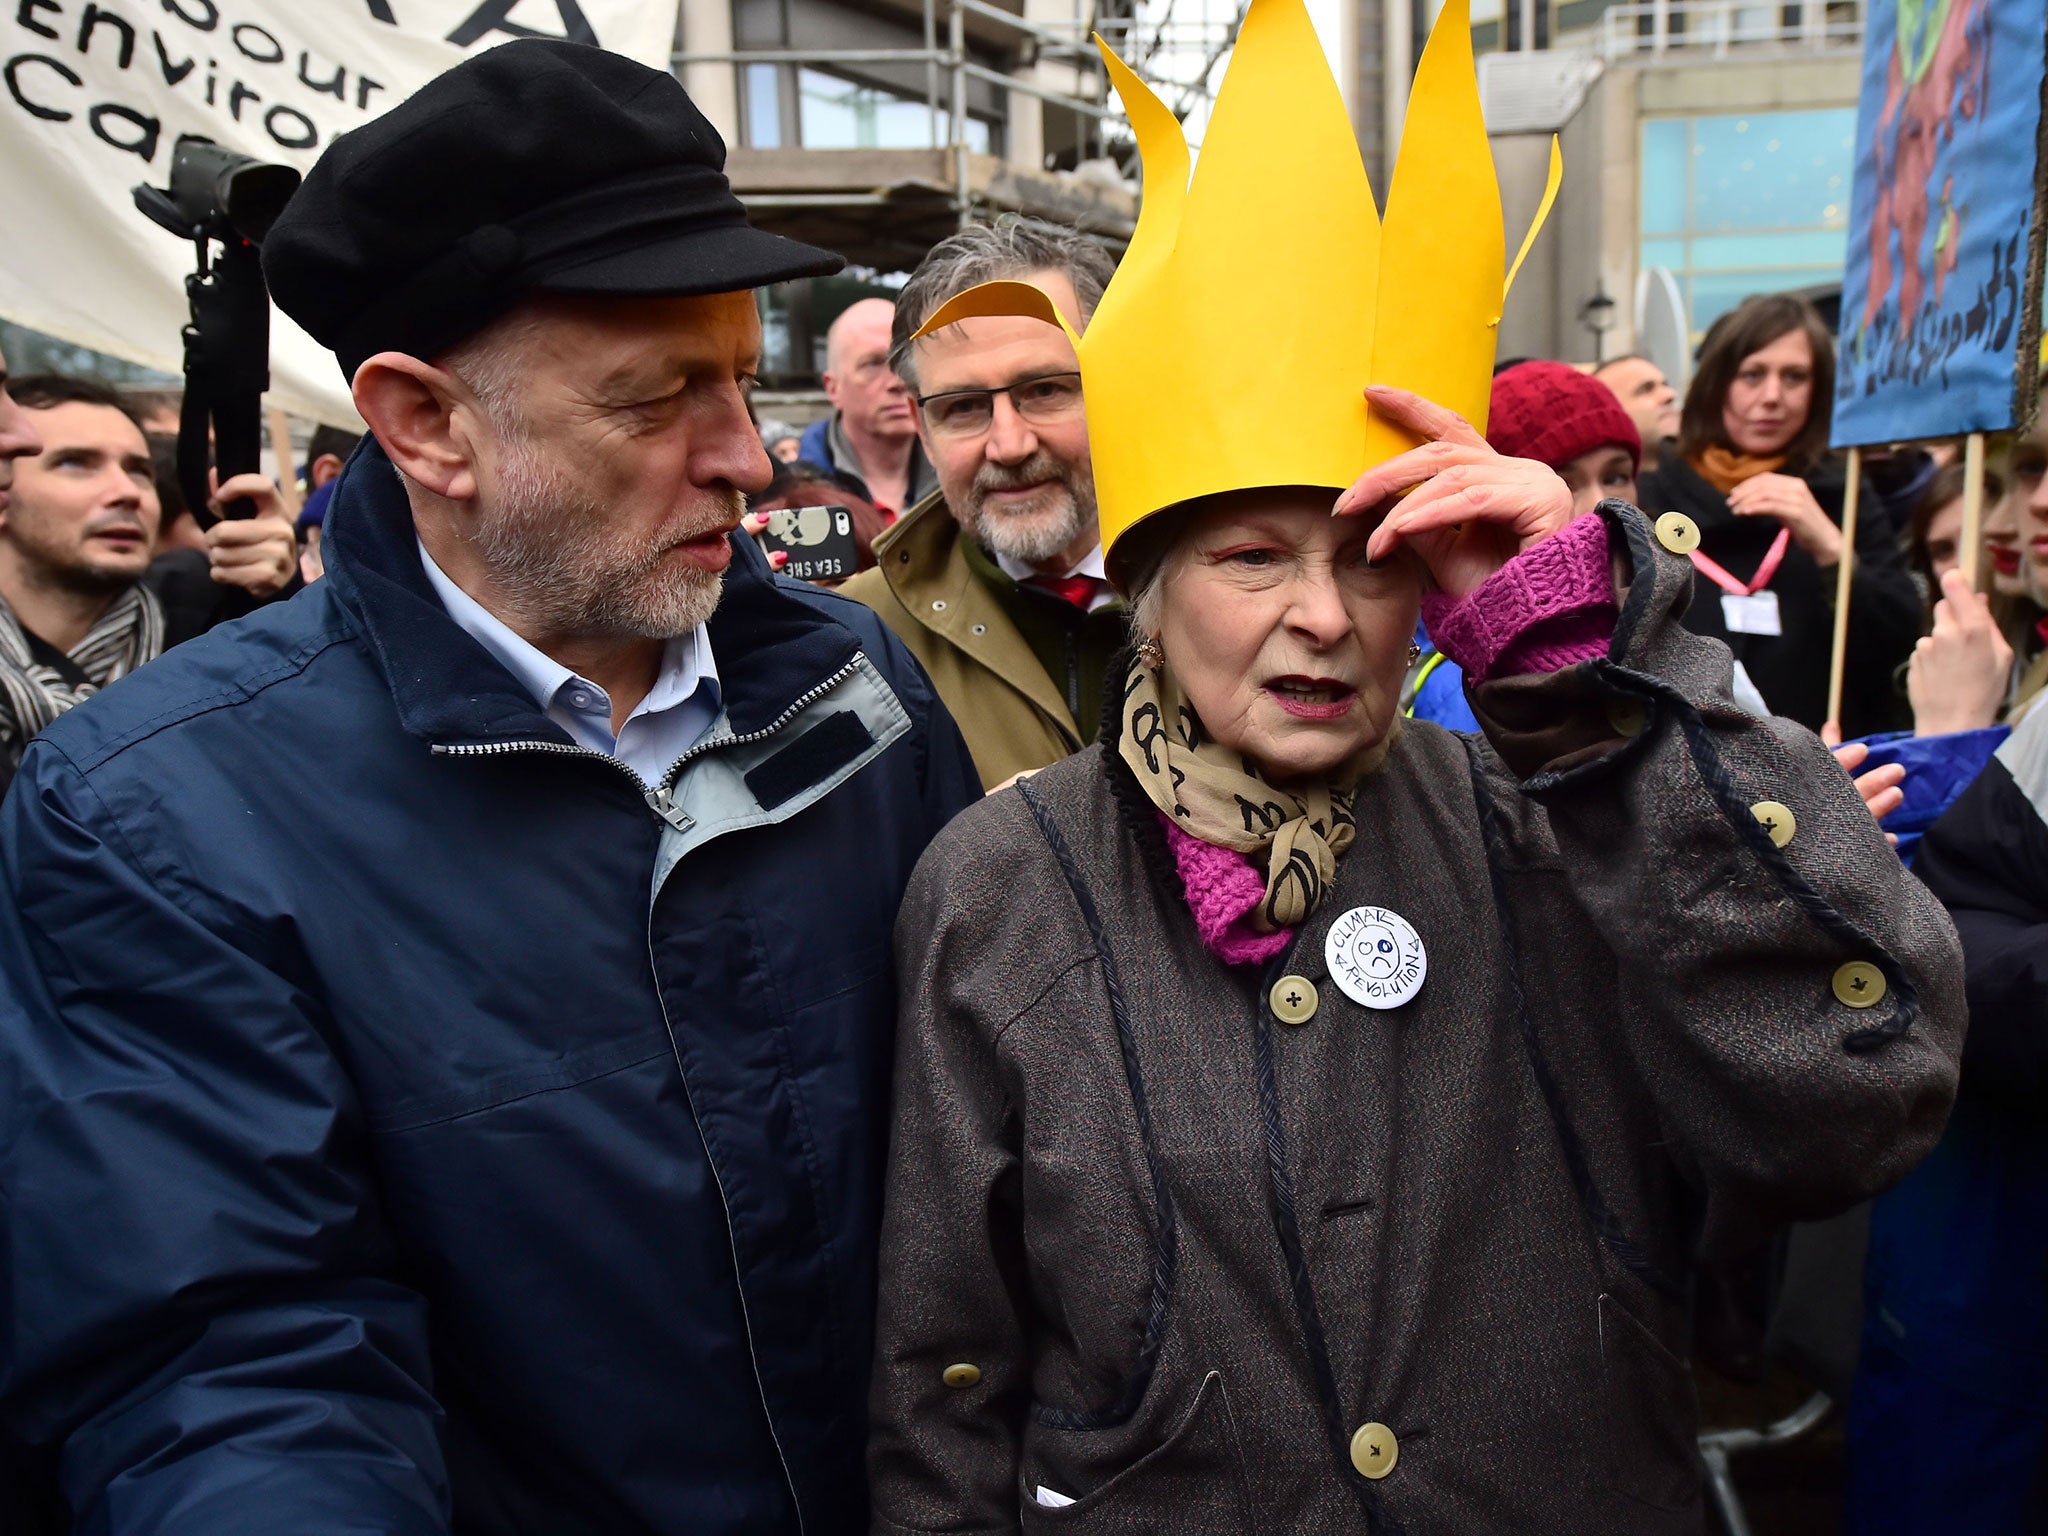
[1486,360,1642,472]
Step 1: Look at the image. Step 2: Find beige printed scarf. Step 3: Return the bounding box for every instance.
[1118,658,1364,932]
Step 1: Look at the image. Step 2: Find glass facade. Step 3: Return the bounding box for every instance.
[1639,107,1855,338]
[796,69,993,153]
[745,62,783,149]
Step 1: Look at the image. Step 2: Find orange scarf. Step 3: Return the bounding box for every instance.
[1690,445,1788,495]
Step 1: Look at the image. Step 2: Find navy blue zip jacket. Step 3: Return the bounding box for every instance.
[0,440,980,1534]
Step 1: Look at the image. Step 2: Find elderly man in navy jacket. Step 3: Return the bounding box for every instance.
[0,42,978,1536]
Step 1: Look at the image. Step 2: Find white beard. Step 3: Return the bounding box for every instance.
[473,432,735,641]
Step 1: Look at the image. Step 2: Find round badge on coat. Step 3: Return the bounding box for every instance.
[1324,905,1427,1010]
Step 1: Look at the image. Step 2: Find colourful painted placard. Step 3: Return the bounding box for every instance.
[1832,0,2047,445]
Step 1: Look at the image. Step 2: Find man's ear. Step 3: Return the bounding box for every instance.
[351,353,482,503]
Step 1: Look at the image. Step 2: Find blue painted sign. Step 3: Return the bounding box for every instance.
[1832,0,2047,445]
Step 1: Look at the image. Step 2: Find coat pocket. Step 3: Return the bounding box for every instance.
[1598,1291,1702,1512]
[1019,1371,1254,1535]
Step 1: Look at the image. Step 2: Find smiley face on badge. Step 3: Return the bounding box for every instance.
[1324,905,1427,1009]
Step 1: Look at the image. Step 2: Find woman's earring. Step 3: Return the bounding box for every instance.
[1407,643,1423,667]
[1137,635,1166,670]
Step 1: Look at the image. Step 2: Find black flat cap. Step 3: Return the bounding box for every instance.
[263,39,842,378]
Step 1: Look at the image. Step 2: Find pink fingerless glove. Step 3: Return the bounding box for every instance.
[1418,512,1618,684]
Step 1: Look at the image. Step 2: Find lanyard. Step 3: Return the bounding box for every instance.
[1689,526,1790,597]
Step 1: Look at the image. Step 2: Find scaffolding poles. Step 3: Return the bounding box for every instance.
[676,0,1232,232]
[951,4,972,223]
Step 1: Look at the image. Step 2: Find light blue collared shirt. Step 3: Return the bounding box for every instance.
[419,541,721,788]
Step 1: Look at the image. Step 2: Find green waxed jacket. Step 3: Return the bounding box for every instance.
[842,494,1123,790]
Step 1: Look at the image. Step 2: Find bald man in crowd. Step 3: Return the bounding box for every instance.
[1593,354,1681,473]
[796,297,937,517]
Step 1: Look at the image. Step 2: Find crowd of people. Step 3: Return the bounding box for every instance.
[0,15,2039,1536]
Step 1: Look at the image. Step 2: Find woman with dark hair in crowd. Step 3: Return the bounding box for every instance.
[1907,458,1990,592]
[743,459,889,585]
[1893,459,2016,740]
[1638,293,1921,736]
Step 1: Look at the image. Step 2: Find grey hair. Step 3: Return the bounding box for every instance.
[1127,556,1173,646]
[439,308,548,426]
[1118,513,1190,649]
[381,309,545,498]
[889,216,1116,392]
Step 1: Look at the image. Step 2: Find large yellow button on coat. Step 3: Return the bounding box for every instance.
[1350,1422,1398,1479]
[1750,801,1797,847]
[942,1363,981,1389]
[1270,976,1319,1026]
[1655,512,1701,555]
[1832,962,1887,1009]
[1607,698,1648,738]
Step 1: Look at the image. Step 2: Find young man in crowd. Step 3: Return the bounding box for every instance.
[1593,353,1681,473]
[796,297,936,516]
[0,345,42,510]
[0,375,298,792]
[0,39,976,1536]
[840,220,1126,789]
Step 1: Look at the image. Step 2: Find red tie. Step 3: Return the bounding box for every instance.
[1027,574,1103,609]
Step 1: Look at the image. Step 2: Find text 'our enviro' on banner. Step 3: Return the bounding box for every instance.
[0,1,681,425]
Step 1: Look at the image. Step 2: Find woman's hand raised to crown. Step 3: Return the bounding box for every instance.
[1334,384,1574,599]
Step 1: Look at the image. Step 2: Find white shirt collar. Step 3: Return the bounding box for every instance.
[992,543,1107,585]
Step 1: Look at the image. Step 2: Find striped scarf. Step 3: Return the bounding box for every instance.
[0,586,165,764]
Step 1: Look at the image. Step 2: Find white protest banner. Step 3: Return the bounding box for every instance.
[0,1,681,426]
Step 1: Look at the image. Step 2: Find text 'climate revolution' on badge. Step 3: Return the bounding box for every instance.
[1325,905,1427,1010]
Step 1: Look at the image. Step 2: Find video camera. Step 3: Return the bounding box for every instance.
[134,137,299,526]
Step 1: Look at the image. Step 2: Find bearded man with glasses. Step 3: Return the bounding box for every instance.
[841,220,1123,789]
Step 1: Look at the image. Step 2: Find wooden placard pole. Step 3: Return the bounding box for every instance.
[1825,444,1862,736]
[1959,431,1988,590]
[266,406,303,518]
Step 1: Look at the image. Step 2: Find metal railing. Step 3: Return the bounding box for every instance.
[675,0,1252,228]
[675,0,1135,227]
[1594,0,1862,60]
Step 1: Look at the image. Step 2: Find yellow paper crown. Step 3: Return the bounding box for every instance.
[914,0,1560,579]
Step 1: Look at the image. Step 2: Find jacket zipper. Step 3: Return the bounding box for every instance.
[432,656,863,833]
[431,738,695,830]
[430,653,863,1533]
[646,656,861,825]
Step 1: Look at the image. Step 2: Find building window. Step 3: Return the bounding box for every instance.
[1639,107,1855,339]
[797,69,993,153]
[745,63,782,149]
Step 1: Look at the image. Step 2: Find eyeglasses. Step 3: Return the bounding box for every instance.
[914,372,1084,438]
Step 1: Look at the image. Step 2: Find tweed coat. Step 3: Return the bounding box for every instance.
[867,502,1965,1535]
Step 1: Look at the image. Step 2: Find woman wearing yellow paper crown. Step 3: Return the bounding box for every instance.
[864,0,1962,1528]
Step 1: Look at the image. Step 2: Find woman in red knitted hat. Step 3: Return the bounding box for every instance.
[1405,361,1645,730]
[1487,359,1643,513]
